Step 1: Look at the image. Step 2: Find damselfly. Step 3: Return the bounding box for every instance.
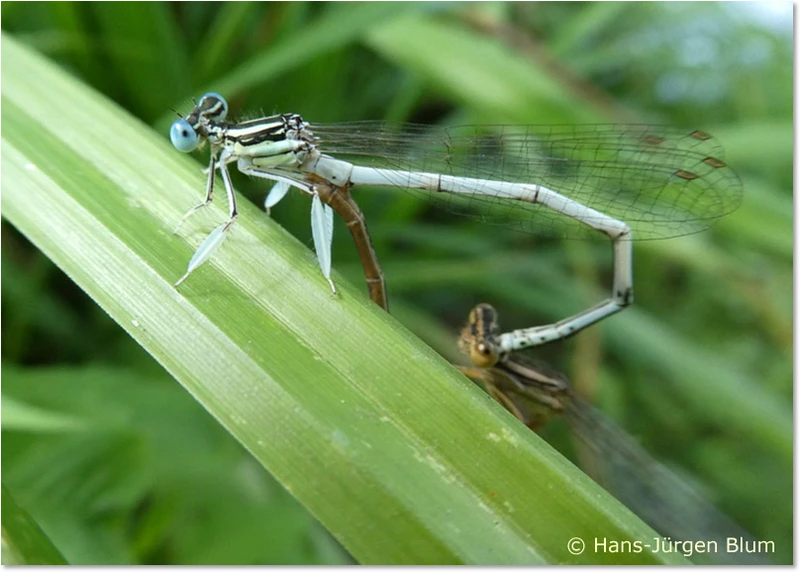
[457,303,766,565]
[170,93,741,346]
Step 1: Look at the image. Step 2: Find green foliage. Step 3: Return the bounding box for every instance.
[2,485,67,564]
[3,365,349,564]
[2,2,792,564]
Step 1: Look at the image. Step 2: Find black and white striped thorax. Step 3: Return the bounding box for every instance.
[221,113,315,149]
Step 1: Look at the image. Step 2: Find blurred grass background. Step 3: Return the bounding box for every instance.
[1,1,791,564]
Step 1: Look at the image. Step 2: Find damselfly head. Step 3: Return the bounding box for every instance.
[458,303,502,368]
[170,93,229,153]
[469,339,501,368]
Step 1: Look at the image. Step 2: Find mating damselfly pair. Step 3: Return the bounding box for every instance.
[169,92,741,353]
[169,95,753,562]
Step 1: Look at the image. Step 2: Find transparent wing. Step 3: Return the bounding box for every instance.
[563,397,767,563]
[311,122,742,239]
[484,355,767,564]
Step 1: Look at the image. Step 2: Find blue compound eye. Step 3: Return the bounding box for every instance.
[198,92,228,121]
[170,118,199,152]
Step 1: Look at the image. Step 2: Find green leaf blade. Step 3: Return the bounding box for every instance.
[2,32,684,565]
